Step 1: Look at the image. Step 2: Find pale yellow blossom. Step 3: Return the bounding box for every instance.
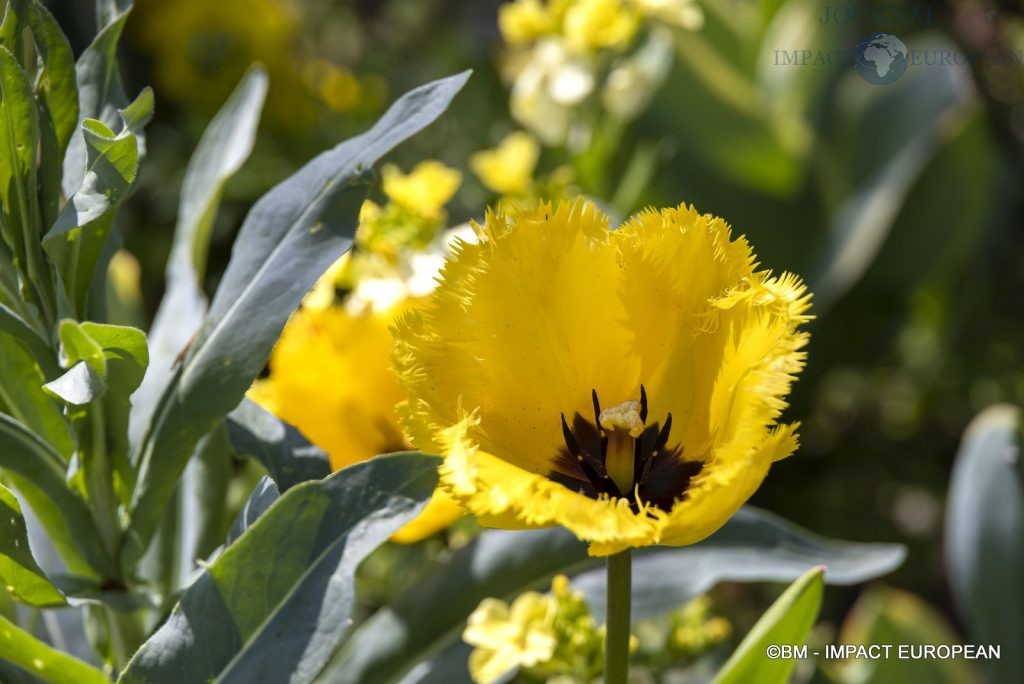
[471,132,541,195]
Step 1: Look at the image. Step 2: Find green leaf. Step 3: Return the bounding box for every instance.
[119,452,440,684]
[321,507,903,683]
[58,319,106,377]
[42,360,106,405]
[227,398,330,492]
[131,68,267,445]
[124,71,470,566]
[62,5,132,197]
[0,336,76,458]
[44,93,149,318]
[832,586,978,684]
[945,404,1023,683]
[0,413,109,577]
[0,43,40,278]
[179,424,234,587]
[53,321,148,506]
[0,482,65,606]
[225,476,280,545]
[26,0,79,231]
[712,565,825,684]
[137,424,235,598]
[0,302,58,378]
[0,612,108,684]
[25,0,78,154]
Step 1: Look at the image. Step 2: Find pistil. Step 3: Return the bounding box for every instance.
[599,399,645,494]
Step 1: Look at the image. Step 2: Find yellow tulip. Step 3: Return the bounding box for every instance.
[394,199,811,556]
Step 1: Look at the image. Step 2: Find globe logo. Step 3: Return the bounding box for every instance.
[854,33,908,85]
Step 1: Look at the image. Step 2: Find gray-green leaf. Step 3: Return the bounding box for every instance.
[44,90,151,318]
[124,71,469,567]
[43,360,106,405]
[227,398,330,492]
[119,452,439,684]
[0,413,109,577]
[130,68,267,446]
[945,404,1023,683]
[62,4,132,197]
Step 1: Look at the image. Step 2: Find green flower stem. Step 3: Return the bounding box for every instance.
[605,549,632,684]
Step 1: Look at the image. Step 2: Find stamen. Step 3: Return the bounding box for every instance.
[551,387,702,514]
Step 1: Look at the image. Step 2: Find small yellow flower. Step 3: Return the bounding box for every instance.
[381,161,462,220]
[499,0,558,45]
[563,0,639,52]
[465,591,557,684]
[394,200,810,555]
[471,132,541,195]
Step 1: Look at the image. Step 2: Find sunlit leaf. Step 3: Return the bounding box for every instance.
[0,483,65,606]
[712,565,824,684]
[120,453,439,684]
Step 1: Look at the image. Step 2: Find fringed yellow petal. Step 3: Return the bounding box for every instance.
[436,418,663,554]
[394,200,641,474]
[616,205,761,456]
[658,422,800,547]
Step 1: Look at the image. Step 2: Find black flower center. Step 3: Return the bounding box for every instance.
[548,386,704,513]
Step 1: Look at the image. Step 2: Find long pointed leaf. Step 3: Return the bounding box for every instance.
[62,4,131,197]
[712,565,825,684]
[130,68,267,447]
[124,71,469,566]
[0,482,65,606]
[0,612,107,684]
[119,453,439,684]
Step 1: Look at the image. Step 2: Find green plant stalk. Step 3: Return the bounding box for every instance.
[89,402,146,669]
[104,604,145,672]
[87,401,119,568]
[605,549,632,684]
